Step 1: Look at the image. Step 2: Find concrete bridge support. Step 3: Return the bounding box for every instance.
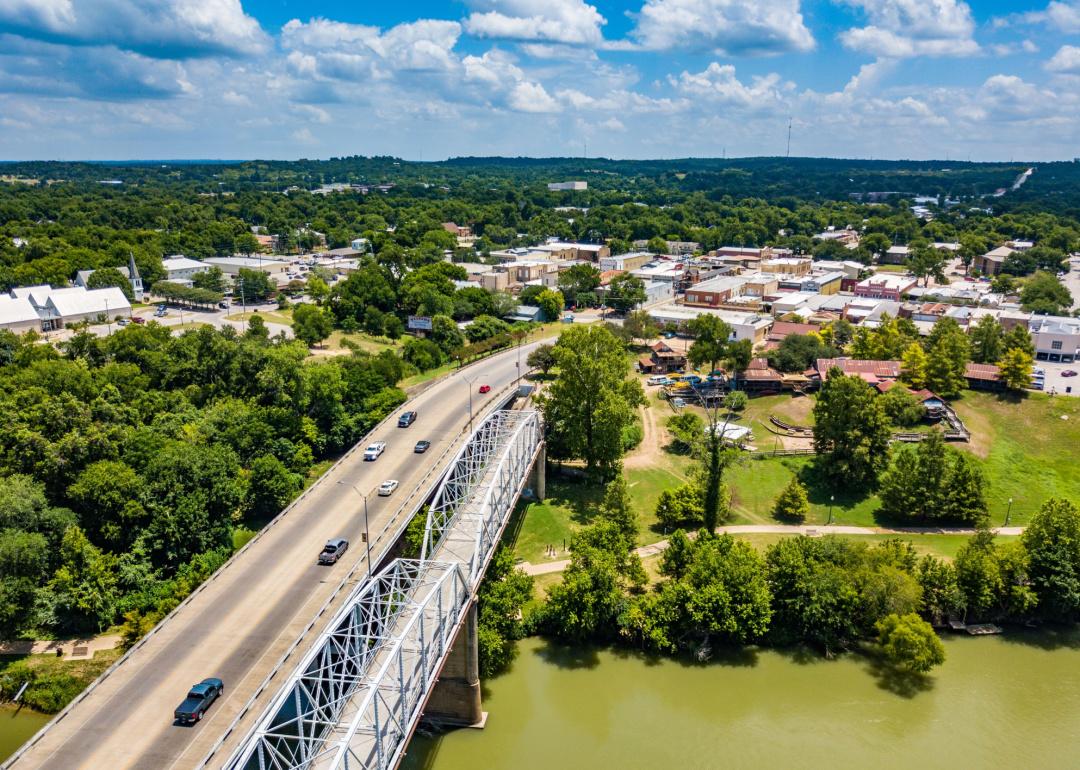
[424,602,484,728]
[531,442,546,501]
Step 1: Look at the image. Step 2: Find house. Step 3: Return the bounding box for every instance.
[815,228,860,245]
[740,358,784,393]
[816,358,901,385]
[0,295,41,334]
[442,222,472,239]
[974,246,1014,276]
[854,275,916,301]
[638,341,687,374]
[770,293,818,318]
[881,246,910,265]
[535,241,609,261]
[508,304,543,323]
[683,276,749,308]
[161,256,211,285]
[1029,316,1080,363]
[766,321,819,347]
[964,362,1005,392]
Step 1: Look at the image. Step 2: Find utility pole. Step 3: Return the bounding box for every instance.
[786,117,792,158]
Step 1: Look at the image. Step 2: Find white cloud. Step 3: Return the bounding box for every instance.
[281,18,461,74]
[0,0,269,58]
[999,1,1080,33]
[508,81,561,112]
[671,62,789,110]
[464,0,605,45]
[839,0,978,58]
[1046,45,1080,74]
[633,0,815,55]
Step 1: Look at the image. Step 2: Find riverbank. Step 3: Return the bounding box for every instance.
[403,630,1080,770]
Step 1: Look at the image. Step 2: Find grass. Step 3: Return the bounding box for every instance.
[505,477,604,564]
[225,308,294,325]
[0,648,122,714]
[322,331,398,354]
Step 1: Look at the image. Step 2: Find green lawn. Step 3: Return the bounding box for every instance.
[506,477,605,564]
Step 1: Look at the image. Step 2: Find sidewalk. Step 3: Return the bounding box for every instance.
[518,524,1026,576]
[0,635,122,659]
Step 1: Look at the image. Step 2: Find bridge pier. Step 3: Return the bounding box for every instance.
[531,442,546,501]
[424,601,485,728]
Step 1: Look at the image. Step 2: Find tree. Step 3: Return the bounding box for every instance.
[535,288,564,321]
[599,474,637,543]
[1020,271,1073,315]
[1022,498,1080,621]
[1002,323,1035,357]
[666,412,704,454]
[679,534,773,645]
[646,236,668,254]
[67,460,146,549]
[558,263,601,302]
[879,386,925,427]
[234,232,262,255]
[476,547,533,676]
[526,344,557,376]
[813,369,892,488]
[907,246,947,286]
[192,266,226,293]
[925,320,971,398]
[875,613,946,673]
[86,267,134,302]
[236,268,275,302]
[291,303,334,347]
[45,526,118,632]
[306,274,331,305]
[686,314,731,373]
[465,314,510,342]
[624,309,659,343]
[401,337,444,371]
[539,325,644,477]
[969,315,1004,364]
[655,484,704,529]
[767,333,836,373]
[605,273,647,313]
[900,341,928,388]
[429,314,465,354]
[247,454,301,518]
[997,348,1034,391]
[773,478,810,522]
[944,452,989,526]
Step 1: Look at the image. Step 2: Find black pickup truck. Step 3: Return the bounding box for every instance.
[174,677,223,724]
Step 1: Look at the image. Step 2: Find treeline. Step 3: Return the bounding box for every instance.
[0,322,406,638]
[536,490,1080,672]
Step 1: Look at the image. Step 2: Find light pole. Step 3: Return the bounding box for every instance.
[463,373,479,432]
[1005,497,1014,527]
[104,297,111,336]
[827,494,835,525]
[338,481,373,580]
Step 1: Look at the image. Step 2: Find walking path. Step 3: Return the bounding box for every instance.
[0,635,122,659]
[519,524,1026,576]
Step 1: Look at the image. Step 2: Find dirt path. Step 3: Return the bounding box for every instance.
[625,400,676,470]
[0,635,122,659]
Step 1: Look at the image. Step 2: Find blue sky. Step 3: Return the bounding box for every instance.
[1,0,1079,161]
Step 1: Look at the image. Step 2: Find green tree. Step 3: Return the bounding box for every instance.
[86,267,134,302]
[667,412,704,454]
[925,320,971,398]
[535,288,564,321]
[813,369,892,488]
[680,534,773,645]
[772,478,810,522]
[646,236,668,254]
[306,274,331,305]
[234,232,262,255]
[944,452,989,526]
[558,263,601,301]
[476,547,533,676]
[1020,271,1073,315]
[236,268,275,302]
[879,386,925,427]
[623,309,659,344]
[192,265,226,293]
[686,314,731,373]
[605,273,647,312]
[67,460,146,549]
[247,454,301,519]
[1022,498,1080,621]
[46,526,118,632]
[969,315,1004,364]
[900,341,928,389]
[526,344,557,376]
[767,333,836,373]
[539,325,645,477]
[997,348,1034,391]
[655,484,704,530]
[1002,323,1035,357]
[907,246,947,286]
[292,303,334,347]
[599,474,637,543]
[875,613,946,673]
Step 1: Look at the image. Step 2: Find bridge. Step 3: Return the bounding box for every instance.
[5,342,544,770]
[216,409,543,769]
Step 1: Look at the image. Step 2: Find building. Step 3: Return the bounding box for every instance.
[974,246,1015,276]
[964,362,1005,392]
[761,257,812,276]
[637,341,687,374]
[811,260,865,280]
[634,240,701,256]
[547,181,587,191]
[648,304,773,344]
[204,256,290,276]
[480,272,509,292]
[534,241,610,261]
[816,358,901,385]
[20,286,131,330]
[766,321,819,347]
[161,256,211,285]
[799,271,844,295]
[881,245,910,265]
[815,228,860,245]
[770,292,818,318]
[0,295,41,334]
[683,276,749,308]
[600,252,653,272]
[1029,316,1080,363]
[632,263,685,285]
[740,358,784,393]
[73,254,144,302]
[854,275,916,301]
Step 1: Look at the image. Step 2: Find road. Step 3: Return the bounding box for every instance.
[8,342,539,770]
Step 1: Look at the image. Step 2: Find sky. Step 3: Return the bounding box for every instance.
[1,0,1079,162]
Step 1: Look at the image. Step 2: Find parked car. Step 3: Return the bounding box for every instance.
[398,411,417,427]
[174,678,223,725]
[363,442,386,461]
[414,440,431,453]
[218,301,229,309]
[1064,370,1078,378]
[318,538,349,565]
[478,384,491,394]
[154,309,168,317]
[131,316,146,324]
[116,318,129,326]
[562,314,575,323]
[672,397,687,408]
[646,375,672,386]
[378,479,399,496]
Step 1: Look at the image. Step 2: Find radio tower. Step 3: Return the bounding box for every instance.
[786,117,792,158]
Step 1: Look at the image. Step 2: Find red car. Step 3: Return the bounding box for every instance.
[131,316,146,324]
[479,384,491,394]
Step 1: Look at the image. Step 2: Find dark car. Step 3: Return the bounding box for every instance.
[1063,370,1078,378]
[414,440,431,453]
[319,538,349,565]
[131,316,146,324]
[398,411,417,427]
[174,678,223,725]
[479,384,491,394]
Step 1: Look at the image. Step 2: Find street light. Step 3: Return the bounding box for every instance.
[1005,497,1014,527]
[104,297,111,336]
[338,481,373,580]
[463,373,479,432]
[827,494,835,525]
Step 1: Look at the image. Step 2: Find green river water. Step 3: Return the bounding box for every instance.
[403,631,1080,770]
[0,706,49,763]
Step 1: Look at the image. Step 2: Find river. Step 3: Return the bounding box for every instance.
[403,630,1080,770]
[0,706,49,764]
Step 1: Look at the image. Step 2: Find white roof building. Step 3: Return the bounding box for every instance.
[0,295,41,333]
[44,286,130,324]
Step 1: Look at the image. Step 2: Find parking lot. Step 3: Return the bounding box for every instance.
[1034,360,1080,396]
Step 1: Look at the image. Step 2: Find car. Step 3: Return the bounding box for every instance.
[378,479,399,496]
[562,314,575,323]
[318,538,349,565]
[478,384,491,394]
[363,441,386,461]
[1064,370,1078,378]
[131,316,146,324]
[414,440,431,453]
[218,301,229,309]
[174,678,223,725]
[398,411,417,428]
[646,375,672,386]
[116,318,129,326]
[672,397,687,408]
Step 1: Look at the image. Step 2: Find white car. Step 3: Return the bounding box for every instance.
[378,479,399,497]
[363,442,386,461]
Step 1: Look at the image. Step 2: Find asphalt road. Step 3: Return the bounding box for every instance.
[9,342,538,770]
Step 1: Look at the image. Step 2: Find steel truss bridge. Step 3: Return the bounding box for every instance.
[220,409,542,770]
